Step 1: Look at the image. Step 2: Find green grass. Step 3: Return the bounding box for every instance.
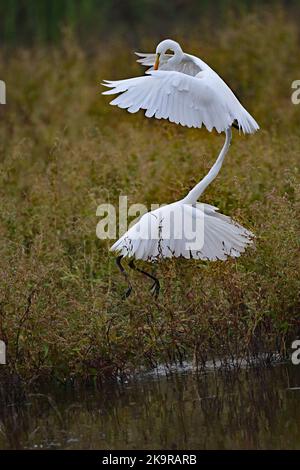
[0,9,299,383]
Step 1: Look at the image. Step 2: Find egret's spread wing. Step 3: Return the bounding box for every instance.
[199,67,260,134]
[110,203,254,261]
[135,52,202,76]
[193,204,254,260]
[102,70,259,133]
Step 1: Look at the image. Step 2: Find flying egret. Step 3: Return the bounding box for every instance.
[110,128,254,298]
[102,39,258,298]
[102,39,259,134]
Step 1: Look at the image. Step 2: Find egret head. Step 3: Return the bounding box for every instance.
[154,39,183,70]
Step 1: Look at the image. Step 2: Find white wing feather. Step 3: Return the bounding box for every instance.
[102,70,259,134]
[110,203,254,261]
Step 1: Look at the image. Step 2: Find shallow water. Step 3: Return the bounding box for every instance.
[1,363,300,449]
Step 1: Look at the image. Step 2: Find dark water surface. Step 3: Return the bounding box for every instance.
[1,363,300,449]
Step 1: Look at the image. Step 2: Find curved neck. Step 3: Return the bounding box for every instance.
[170,47,184,64]
[182,128,232,205]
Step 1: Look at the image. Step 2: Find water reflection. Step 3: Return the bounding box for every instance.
[0,364,299,449]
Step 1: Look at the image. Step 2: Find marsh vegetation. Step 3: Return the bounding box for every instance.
[0,7,299,383]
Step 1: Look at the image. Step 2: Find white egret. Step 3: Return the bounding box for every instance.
[102,39,259,134]
[102,39,258,298]
[110,128,254,298]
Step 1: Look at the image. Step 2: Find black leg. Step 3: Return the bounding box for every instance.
[116,255,132,299]
[128,259,160,299]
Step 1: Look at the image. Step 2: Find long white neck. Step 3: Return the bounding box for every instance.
[165,42,184,65]
[182,128,232,205]
[171,46,184,65]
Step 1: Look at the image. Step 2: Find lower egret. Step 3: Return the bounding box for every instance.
[111,129,254,298]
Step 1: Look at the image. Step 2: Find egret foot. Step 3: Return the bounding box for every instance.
[116,255,132,299]
[128,259,160,299]
[150,280,160,299]
[122,285,132,300]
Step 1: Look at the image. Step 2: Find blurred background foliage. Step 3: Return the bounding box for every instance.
[1,0,300,46]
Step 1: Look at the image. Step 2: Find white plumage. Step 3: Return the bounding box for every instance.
[102,39,259,134]
[110,202,253,262]
[110,129,254,262]
[102,40,257,297]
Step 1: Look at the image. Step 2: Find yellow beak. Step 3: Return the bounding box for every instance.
[154,53,160,70]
